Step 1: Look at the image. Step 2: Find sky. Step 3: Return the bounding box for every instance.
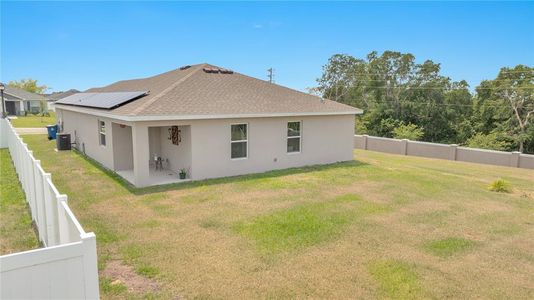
[1,1,533,93]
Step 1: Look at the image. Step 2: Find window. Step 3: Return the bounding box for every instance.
[98,120,106,146]
[287,121,301,153]
[231,124,247,159]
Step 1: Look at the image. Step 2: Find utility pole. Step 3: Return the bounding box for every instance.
[267,68,274,84]
[0,83,5,118]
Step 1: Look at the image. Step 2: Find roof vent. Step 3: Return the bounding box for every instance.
[179,65,191,70]
[203,67,234,74]
[203,67,219,73]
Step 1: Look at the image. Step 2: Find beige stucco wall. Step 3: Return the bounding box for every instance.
[56,108,116,170]
[147,126,192,174]
[187,115,354,180]
[132,114,354,185]
[112,123,133,171]
[57,107,355,187]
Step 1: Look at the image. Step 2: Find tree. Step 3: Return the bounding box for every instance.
[315,52,532,153]
[474,65,534,153]
[315,54,367,106]
[466,132,512,151]
[8,79,49,115]
[393,123,424,140]
[8,79,48,94]
[315,51,473,143]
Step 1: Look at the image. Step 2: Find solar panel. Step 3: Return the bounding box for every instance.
[55,91,148,109]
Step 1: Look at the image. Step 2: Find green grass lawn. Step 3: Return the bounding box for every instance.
[0,149,40,254]
[10,112,56,128]
[19,134,534,299]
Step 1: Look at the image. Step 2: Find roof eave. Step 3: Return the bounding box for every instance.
[4,91,47,101]
[55,103,362,122]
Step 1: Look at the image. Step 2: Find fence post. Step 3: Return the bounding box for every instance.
[363,135,368,150]
[27,154,37,212]
[56,195,69,244]
[35,167,47,240]
[31,160,42,222]
[449,144,458,161]
[81,233,100,300]
[401,139,409,155]
[510,152,520,168]
[42,173,54,246]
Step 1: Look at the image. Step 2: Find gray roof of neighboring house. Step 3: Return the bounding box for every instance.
[47,89,81,101]
[3,86,47,101]
[56,63,362,117]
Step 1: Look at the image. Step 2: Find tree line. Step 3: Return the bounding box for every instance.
[313,51,534,154]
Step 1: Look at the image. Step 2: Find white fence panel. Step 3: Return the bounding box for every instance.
[0,119,99,299]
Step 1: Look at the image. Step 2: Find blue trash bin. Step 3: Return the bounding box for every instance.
[46,125,58,140]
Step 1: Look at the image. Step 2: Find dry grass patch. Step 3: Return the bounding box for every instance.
[20,135,534,299]
[101,260,159,296]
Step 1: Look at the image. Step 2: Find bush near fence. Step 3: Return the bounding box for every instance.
[0,119,99,299]
[354,134,534,169]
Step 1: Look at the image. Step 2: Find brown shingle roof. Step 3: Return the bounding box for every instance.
[72,63,361,117]
[4,86,47,101]
[47,89,81,101]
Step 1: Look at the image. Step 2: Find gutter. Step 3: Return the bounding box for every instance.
[54,104,363,122]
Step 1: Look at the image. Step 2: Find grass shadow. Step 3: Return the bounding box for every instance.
[74,149,369,195]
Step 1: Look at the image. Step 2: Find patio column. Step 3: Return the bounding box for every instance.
[132,123,150,187]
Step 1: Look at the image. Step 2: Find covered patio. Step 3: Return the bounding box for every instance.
[111,122,192,187]
[116,169,190,186]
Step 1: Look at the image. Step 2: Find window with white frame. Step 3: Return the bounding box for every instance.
[98,120,106,146]
[231,124,247,159]
[287,121,301,153]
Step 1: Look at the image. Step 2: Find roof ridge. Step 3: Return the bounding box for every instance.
[129,64,205,115]
[232,71,357,109]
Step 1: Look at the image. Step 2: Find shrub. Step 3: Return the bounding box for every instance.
[488,179,512,193]
[466,133,511,151]
[393,123,424,141]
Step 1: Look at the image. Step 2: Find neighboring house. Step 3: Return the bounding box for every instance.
[55,64,362,187]
[46,89,81,111]
[3,86,48,115]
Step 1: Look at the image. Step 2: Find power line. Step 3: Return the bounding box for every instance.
[324,86,534,90]
[319,75,533,79]
[327,78,533,82]
[345,99,520,108]
[496,70,534,74]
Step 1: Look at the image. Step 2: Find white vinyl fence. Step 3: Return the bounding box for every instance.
[354,134,534,169]
[0,119,100,299]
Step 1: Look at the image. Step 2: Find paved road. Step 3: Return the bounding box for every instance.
[15,128,48,135]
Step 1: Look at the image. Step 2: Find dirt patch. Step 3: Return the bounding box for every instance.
[101,260,160,294]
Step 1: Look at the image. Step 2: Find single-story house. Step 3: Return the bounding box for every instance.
[3,85,48,115]
[46,89,81,112]
[55,64,362,187]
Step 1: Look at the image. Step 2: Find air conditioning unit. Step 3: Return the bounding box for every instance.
[57,133,71,151]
